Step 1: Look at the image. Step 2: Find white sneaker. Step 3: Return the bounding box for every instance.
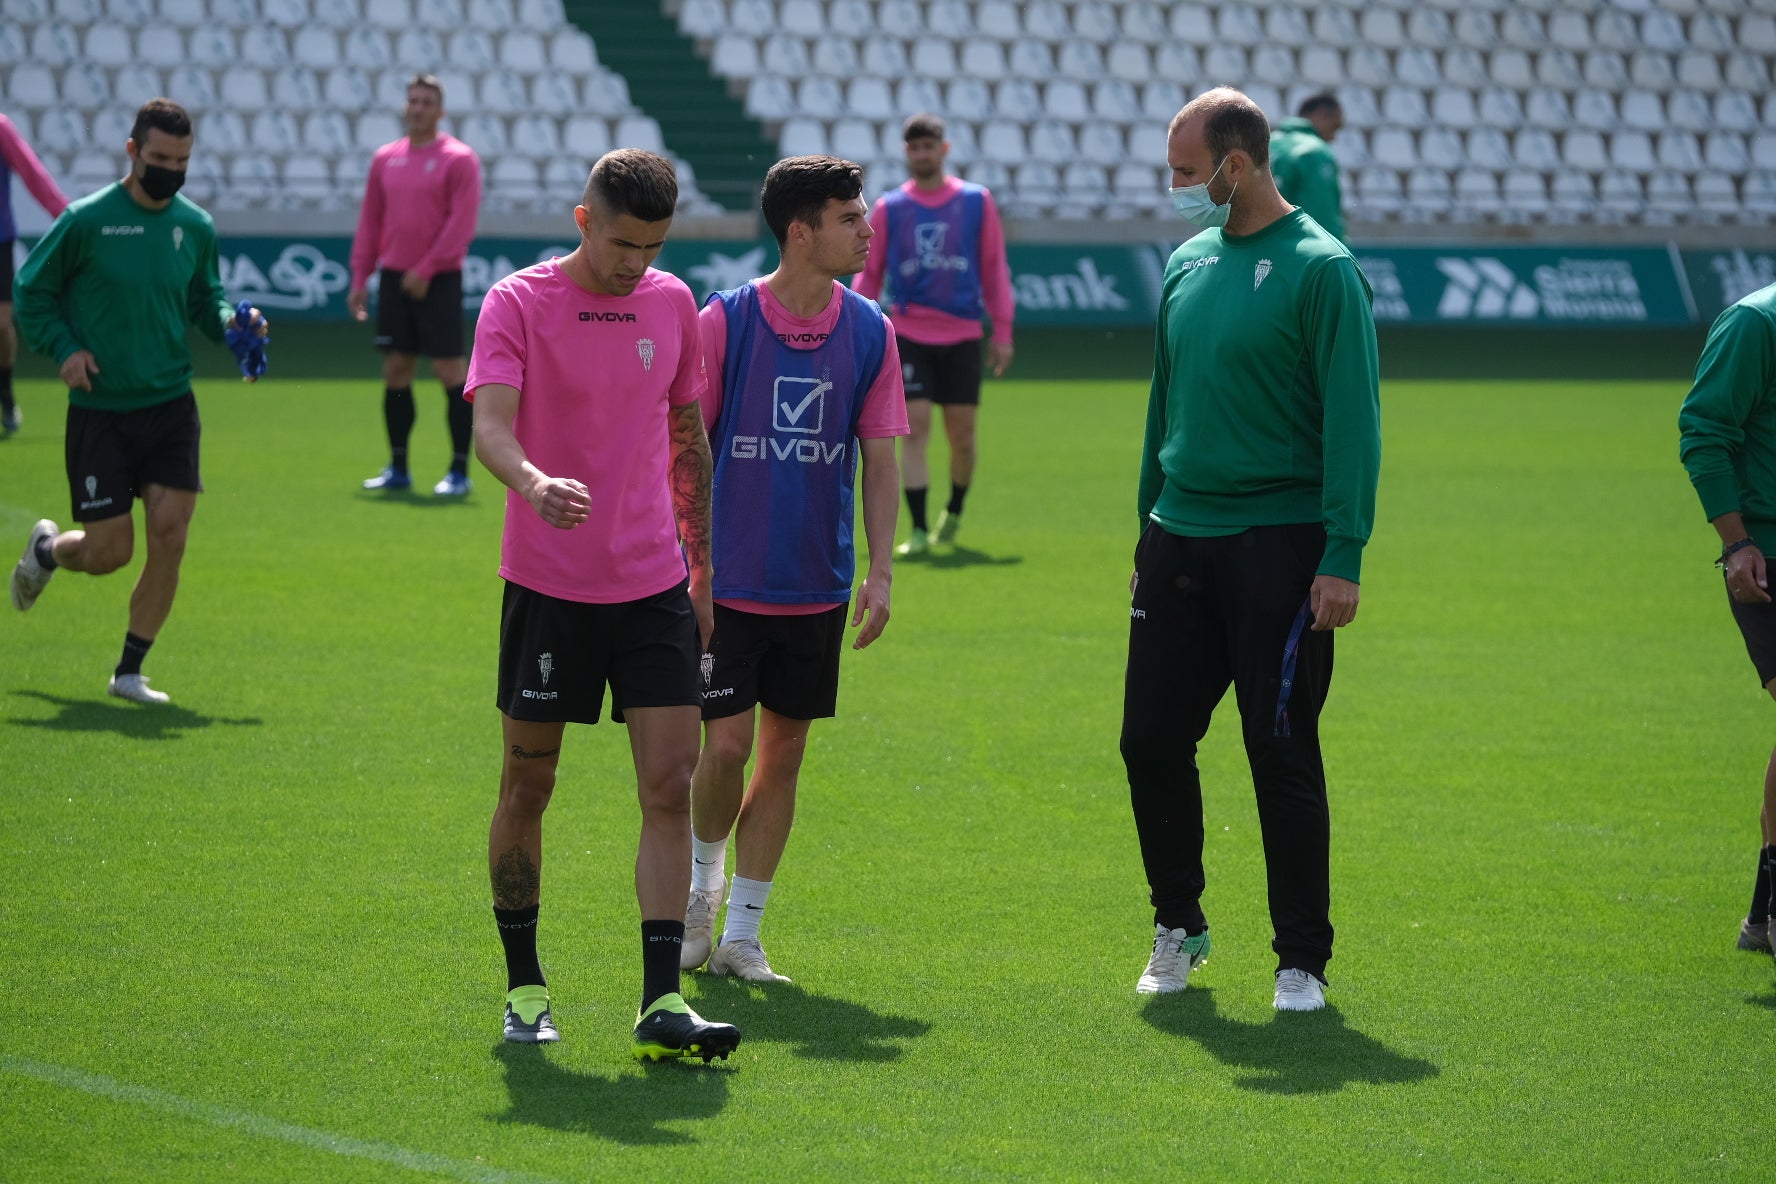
[708,937,791,983]
[108,673,170,705]
[1136,923,1210,994]
[681,880,726,971]
[1274,968,1326,1011]
[11,519,57,611]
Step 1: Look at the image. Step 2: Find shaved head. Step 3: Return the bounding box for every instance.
[1169,87,1272,170]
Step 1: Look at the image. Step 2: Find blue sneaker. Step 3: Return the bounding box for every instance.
[363,467,411,491]
[433,471,471,497]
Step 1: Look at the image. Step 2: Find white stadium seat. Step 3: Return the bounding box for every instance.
[301,111,353,156]
[460,115,508,154]
[482,74,531,116]
[28,20,79,65]
[1725,52,1770,92]
[562,115,611,159]
[396,29,446,68]
[84,25,133,66]
[993,79,1040,121]
[1564,131,1609,173]
[1574,90,1620,132]
[1466,128,1512,170]
[614,115,665,155]
[355,113,402,153]
[250,111,301,155]
[467,0,513,29]
[796,76,843,118]
[1514,130,1562,170]
[198,110,247,153]
[762,33,810,75]
[166,64,219,108]
[529,73,580,118]
[292,29,337,69]
[257,0,308,27]
[365,0,410,28]
[945,78,991,121]
[847,77,896,121]
[1714,91,1759,133]
[963,40,1010,81]
[312,0,358,29]
[511,114,560,158]
[1703,133,1750,172]
[711,35,759,77]
[861,38,907,77]
[219,67,269,108]
[323,68,375,111]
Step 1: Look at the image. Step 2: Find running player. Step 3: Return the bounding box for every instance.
[10,99,267,705]
[349,75,482,497]
[854,113,1013,555]
[468,148,739,1061]
[680,155,907,983]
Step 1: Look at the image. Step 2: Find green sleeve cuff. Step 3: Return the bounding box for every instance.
[1693,473,1742,524]
[1318,535,1365,584]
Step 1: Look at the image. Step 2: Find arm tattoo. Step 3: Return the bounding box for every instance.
[668,402,713,571]
[492,847,541,909]
[510,745,560,760]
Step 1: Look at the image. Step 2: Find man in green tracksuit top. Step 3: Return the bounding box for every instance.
[10,99,265,705]
[1124,87,1380,1014]
[1269,92,1346,245]
[1677,280,1776,960]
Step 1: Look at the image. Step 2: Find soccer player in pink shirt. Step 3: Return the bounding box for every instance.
[348,75,482,497]
[679,156,908,984]
[0,112,71,434]
[466,149,739,1062]
[854,112,1014,555]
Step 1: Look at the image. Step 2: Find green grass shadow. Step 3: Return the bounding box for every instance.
[489,1042,732,1146]
[898,545,1024,570]
[1141,989,1439,1096]
[9,690,263,738]
[683,977,931,1062]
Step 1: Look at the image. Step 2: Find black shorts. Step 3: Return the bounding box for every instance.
[0,239,14,298]
[64,393,202,523]
[497,579,702,725]
[1728,581,1776,686]
[898,336,984,407]
[374,268,466,358]
[701,602,848,721]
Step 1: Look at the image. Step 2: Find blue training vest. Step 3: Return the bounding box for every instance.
[880,183,987,321]
[706,283,888,604]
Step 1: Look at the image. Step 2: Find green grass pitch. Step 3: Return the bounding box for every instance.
[0,359,1770,1181]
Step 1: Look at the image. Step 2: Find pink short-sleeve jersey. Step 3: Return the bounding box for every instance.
[698,279,910,615]
[467,261,706,604]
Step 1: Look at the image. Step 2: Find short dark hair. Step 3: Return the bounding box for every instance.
[1170,87,1271,169]
[902,112,945,143]
[760,155,864,246]
[1297,92,1341,119]
[583,148,679,222]
[130,98,191,146]
[408,73,444,103]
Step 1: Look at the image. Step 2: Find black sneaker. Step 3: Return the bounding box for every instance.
[1738,916,1772,953]
[632,992,740,1063]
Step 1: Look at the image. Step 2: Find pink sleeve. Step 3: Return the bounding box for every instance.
[667,285,707,408]
[463,284,525,398]
[349,151,387,290]
[0,116,68,217]
[852,201,890,301]
[856,324,909,438]
[418,148,482,281]
[979,191,1014,344]
[696,300,726,428]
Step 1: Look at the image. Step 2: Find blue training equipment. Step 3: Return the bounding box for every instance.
[225,300,269,380]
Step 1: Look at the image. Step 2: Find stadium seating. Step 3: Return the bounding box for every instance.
[1,0,718,214]
[678,0,1776,225]
[3,0,1774,226]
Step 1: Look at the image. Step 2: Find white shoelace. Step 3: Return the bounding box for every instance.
[685,887,722,930]
[1145,929,1186,979]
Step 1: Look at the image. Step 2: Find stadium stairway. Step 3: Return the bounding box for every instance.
[562,1,777,211]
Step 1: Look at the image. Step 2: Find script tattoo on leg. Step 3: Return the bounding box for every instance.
[492,847,541,909]
[510,745,560,760]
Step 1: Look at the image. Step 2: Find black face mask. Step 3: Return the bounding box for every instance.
[137,162,185,201]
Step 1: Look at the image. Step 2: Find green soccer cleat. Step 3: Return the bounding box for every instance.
[933,509,961,545]
[632,992,740,1063]
[895,528,930,557]
[503,984,560,1043]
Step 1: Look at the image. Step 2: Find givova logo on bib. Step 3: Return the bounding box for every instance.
[772,376,830,435]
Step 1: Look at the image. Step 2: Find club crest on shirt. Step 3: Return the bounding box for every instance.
[172,227,184,253]
[636,338,656,371]
[1254,259,1273,290]
[85,475,98,499]
[700,651,714,689]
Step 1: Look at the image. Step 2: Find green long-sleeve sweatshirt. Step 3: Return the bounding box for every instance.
[1270,118,1346,245]
[1678,282,1776,548]
[1138,209,1380,583]
[13,181,233,411]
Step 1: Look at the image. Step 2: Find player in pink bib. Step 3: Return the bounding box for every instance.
[465,149,739,1063]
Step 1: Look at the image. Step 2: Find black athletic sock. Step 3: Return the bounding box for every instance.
[384,385,415,470]
[640,920,684,1010]
[445,384,471,475]
[0,366,15,415]
[34,536,57,570]
[115,632,153,678]
[906,487,929,533]
[946,482,969,516]
[494,904,545,991]
[1760,845,1776,920]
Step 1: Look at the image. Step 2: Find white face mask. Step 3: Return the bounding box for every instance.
[1168,156,1237,229]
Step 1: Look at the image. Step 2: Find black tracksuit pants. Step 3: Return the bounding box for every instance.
[1120,522,1336,978]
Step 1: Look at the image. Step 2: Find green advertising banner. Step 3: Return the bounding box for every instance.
[1679,247,1776,323]
[200,235,1695,329]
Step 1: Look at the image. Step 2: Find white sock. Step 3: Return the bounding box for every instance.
[721,875,772,944]
[691,834,727,892]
